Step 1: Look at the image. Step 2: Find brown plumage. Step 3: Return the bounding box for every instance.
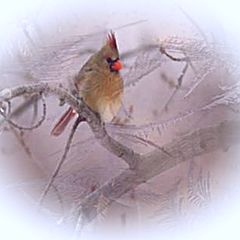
[51,32,123,136]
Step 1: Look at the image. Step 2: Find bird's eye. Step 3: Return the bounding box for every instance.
[106,57,113,64]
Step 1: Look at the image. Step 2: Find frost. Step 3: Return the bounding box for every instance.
[203,82,240,110]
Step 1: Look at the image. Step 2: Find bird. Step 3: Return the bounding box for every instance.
[51,31,123,136]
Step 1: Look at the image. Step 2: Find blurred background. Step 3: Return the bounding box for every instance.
[0,0,240,239]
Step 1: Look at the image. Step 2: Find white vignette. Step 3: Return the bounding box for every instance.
[0,0,240,240]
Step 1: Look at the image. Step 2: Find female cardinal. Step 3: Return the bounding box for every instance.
[51,32,123,136]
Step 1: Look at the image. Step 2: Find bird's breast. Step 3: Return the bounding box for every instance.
[78,72,123,122]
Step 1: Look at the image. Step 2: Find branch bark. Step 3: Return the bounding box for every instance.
[0,82,140,169]
[73,120,240,227]
[1,83,239,229]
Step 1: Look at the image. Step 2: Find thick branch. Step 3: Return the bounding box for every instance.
[88,121,140,168]
[1,83,238,227]
[0,83,140,168]
[74,120,240,226]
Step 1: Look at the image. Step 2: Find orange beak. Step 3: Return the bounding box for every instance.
[111,60,123,71]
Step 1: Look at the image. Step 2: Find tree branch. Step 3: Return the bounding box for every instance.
[0,82,140,169]
[73,120,240,228]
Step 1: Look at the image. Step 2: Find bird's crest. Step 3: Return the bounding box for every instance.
[107,31,118,50]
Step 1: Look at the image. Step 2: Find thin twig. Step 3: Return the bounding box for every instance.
[0,94,46,131]
[160,61,189,114]
[0,94,41,126]
[38,116,82,206]
[116,132,172,157]
[159,46,189,114]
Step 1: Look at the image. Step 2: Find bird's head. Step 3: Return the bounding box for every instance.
[98,31,123,73]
